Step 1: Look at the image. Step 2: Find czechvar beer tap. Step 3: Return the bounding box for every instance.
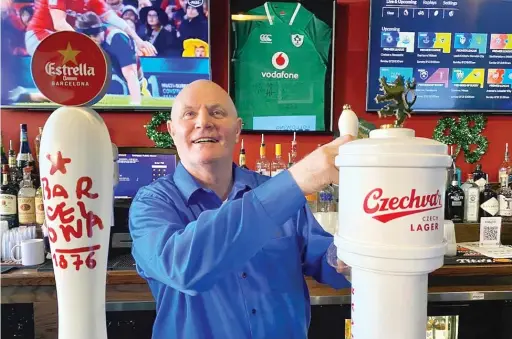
[32,31,114,339]
[335,77,452,339]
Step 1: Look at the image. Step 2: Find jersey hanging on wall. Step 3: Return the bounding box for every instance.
[232,2,332,131]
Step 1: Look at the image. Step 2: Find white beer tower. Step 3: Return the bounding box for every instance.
[336,105,452,339]
[31,31,116,339]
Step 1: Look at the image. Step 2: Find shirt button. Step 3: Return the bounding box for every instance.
[241,272,247,278]
[251,309,257,314]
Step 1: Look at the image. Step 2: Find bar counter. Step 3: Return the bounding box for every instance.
[2,263,512,302]
[2,265,512,339]
[2,222,512,339]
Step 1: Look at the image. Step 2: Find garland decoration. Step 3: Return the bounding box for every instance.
[144,111,174,148]
[432,114,488,164]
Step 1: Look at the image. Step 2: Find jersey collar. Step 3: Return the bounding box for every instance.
[264,2,301,26]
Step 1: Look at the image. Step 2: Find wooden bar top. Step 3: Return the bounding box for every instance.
[3,221,512,300]
[2,263,512,287]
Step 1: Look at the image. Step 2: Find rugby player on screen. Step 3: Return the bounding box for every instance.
[25,0,157,57]
[75,11,148,105]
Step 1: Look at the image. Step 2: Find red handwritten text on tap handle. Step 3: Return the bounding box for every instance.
[41,176,104,244]
[52,246,99,271]
[41,151,107,271]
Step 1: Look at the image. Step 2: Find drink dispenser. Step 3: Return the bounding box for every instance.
[39,106,114,339]
[335,126,452,339]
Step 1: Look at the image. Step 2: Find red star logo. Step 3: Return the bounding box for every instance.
[46,151,71,175]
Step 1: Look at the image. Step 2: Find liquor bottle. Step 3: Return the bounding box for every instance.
[17,166,36,226]
[16,124,34,171]
[8,140,19,186]
[287,153,293,168]
[238,139,248,169]
[472,164,487,192]
[35,126,43,165]
[290,132,298,165]
[454,162,462,187]
[255,134,270,176]
[447,146,461,187]
[318,184,335,212]
[8,140,16,169]
[35,185,45,226]
[1,133,7,166]
[498,143,511,186]
[271,143,286,177]
[0,165,18,229]
[497,174,512,223]
[462,174,480,223]
[479,183,499,220]
[445,180,465,223]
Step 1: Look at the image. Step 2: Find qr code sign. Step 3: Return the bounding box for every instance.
[479,217,502,246]
[483,226,498,241]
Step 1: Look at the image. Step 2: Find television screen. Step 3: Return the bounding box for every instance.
[366,0,512,113]
[1,0,210,110]
[115,150,178,199]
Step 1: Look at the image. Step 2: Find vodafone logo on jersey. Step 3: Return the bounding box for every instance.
[271,52,289,70]
[31,31,110,106]
[262,52,299,80]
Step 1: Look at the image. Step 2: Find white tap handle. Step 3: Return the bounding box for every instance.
[40,106,113,339]
[338,104,359,138]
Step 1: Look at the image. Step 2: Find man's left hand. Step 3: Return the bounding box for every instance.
[327,242,352,282]
[336,260,352,282]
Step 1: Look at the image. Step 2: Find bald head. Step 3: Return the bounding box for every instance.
[167,79,243,168]
[171,80,237,120]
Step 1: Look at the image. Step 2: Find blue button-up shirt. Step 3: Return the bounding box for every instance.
[129,163,350,339]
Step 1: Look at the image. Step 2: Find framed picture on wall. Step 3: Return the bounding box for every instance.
[228,0,336,133]
[0,0,211,111]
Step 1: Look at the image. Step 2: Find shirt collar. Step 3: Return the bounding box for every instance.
[174,162,258,203]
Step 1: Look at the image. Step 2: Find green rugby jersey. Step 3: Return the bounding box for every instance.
[232,2,332,131]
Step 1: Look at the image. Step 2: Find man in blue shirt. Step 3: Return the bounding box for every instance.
[129,79,352,339]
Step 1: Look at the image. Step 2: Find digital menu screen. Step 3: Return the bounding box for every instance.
[114,153,177,199]
[366,0,512,112]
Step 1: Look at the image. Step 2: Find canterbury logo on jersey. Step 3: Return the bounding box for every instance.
[261,52,299,79]
[260,34,272,43]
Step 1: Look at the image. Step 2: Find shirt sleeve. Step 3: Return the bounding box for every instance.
[110,34,136,69]
[232,20,253,59]
[306,16,332,65]
[88,0,110,16]
[299,206,351,289]
[129,170,307,295]
[232,5,265,58]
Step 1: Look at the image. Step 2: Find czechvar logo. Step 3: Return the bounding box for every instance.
[31,31,110,106]
[262,52,299,80]
[363,188,443,224]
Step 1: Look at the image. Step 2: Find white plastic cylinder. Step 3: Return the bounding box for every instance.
[351,268,428,339]
[335,127,452,339]
[39,106,114,339]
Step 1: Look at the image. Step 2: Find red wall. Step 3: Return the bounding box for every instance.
[1,0,511,181]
